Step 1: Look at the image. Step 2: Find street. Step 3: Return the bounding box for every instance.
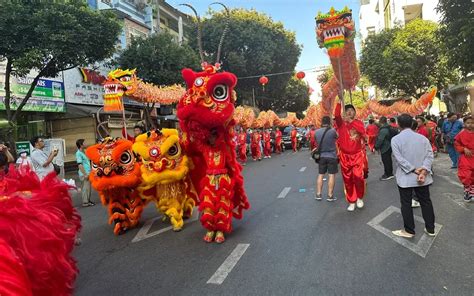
[73,150,473,296]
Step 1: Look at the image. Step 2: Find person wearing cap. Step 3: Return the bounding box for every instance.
[334,102,367,212]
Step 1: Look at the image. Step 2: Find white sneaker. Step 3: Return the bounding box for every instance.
[411,200,420,208]
[356,198,364,208]
[347,203,356,211]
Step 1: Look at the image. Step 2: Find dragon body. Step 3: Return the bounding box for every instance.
[103,68,185,111]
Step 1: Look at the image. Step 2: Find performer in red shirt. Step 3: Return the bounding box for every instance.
[275,128,283,154]
[389,118,399,130]
[308,126,317,151]
[416,117,437,153]
[238,128,247,165]
[454,116,474,202]
[290,127,298,152]
[335,103,367,211]
[251,130,262,161]
[425,116,438,154]
[263,129,272,158]
[366,119,379,153]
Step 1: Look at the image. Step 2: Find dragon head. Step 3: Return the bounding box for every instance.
[132,129,189,185]
[177,63,237,130]
[85,138,141,191]
[315,6,355,58]
[103,69,140,110]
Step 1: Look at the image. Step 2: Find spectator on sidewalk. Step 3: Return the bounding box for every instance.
[314,116,338,202]
[391,114,436,238]
[0,142,14,178]
[375,117,395,181]
[442,113,463,168]
[76,139,94,207]
[15,150,34,176]
[30,136,57,180]
[454,116,474,202]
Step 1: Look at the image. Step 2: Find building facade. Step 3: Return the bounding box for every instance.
[359,0,441,41]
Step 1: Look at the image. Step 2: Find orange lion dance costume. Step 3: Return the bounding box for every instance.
[178,3,250,243]
[86,138,145,235]
[0,167,81,295]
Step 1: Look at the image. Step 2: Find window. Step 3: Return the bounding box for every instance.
[367,26,376,36]
[360,0,370,5]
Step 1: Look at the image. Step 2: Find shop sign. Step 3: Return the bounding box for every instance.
[0,75,65,113]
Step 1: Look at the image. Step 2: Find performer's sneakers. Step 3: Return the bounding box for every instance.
[463,192,472,202]
[315,194,322,201]
[356,198,364,209]
[347,203,356,211]
[215,231,225,244]
[411,200,421,208]
[203,231,215,243]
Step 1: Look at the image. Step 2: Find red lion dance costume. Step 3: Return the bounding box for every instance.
[0,167,81,295]
[178,3,249,243]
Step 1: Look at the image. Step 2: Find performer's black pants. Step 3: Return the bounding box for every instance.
[381,148,393,177]
[398,185,435,234]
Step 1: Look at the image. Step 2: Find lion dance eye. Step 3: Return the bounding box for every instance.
[149,147,160,158]
[167,144,180,157]
[92,163,98,169]
[212,84,228,101]
[120,151,132,164]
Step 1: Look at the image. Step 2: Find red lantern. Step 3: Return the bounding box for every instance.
[259,76,268,86]
[296,71,305,80]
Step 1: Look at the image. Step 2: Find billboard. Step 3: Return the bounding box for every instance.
[63,67,144,108]
[0,73,65,113]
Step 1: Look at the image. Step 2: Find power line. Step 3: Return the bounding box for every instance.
[237,66,326,80]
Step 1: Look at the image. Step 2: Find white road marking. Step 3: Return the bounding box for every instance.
[277,187,291,199]
[299,166,307,172]
[131,208,198,243]
[207,243,250,285]
[436,174,463,188]
[443,193,471,211]
[367,206,442,258]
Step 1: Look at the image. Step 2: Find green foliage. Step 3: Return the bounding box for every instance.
[344,90,366,109]
[0,0,121,125]
[271,77,310,113]
[194,8,302,111]
[436,0,474,77]
[117,32,200,85]
[317,67,334,88]
[0,0,121,77]
[360,19,459,99]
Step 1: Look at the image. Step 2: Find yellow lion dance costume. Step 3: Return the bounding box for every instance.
[132,129,198,231]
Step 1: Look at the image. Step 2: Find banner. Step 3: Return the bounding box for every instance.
[0,76,65,113]
[63,67,144,108]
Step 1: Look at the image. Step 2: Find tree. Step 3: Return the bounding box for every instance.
[360,19,459,99]
[193,8,302,111]
[271,77,310,114]
[317,67,334,89]
[117,32,200,86]
[436,0,474,77]
[0,1,121,143]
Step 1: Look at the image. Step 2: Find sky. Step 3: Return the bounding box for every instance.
[167,0,362,103]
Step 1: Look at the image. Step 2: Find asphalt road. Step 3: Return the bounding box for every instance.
[73,150,473,296]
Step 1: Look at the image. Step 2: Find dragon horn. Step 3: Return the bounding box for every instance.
[210,2,230,64]
[180,3,205,64]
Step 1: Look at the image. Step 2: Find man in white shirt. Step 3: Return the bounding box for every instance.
[30,136,58,180]
[391,114,436,238]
